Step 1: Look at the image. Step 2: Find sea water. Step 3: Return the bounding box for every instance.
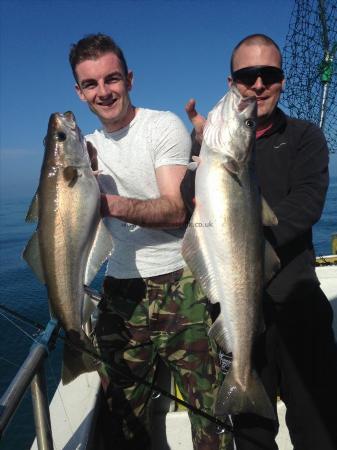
[0,174,336,450]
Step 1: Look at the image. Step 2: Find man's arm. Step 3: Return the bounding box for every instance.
[265,123,329,248]
[180,99,206,219]
[100,164,187,228]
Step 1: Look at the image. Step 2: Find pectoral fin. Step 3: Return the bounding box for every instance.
[82,286,102,337]
[22,231,45,284]
[63,166,80,187]
[262,197,278,226]
[84,220,113,286]
[209,315,233,353]
[81,220,113,330]
[25,192,39,222]
[223,156,241,175]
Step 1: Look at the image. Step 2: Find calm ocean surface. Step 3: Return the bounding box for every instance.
[0,174,336,450]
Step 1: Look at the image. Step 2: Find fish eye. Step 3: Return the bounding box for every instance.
[56,132,67,141]
[245,119,256,128]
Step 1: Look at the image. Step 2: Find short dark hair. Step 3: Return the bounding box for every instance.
[69,33,128,81]
[230,34,282,74]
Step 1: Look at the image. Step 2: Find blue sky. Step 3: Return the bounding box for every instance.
[0,0,334,200]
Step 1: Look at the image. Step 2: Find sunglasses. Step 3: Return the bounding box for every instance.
[231,65,284,86]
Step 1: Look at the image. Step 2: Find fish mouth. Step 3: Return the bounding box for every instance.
[238,95,256,112]
[63,111,76,121]
[231,86,256,113]
[46,112,85,161]
[49,112,77,131]
[61,111,77,130]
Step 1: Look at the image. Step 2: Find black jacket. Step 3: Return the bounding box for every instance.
[180,108,329,302]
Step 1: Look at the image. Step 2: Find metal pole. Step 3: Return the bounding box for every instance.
[317,0,337,131]
[318,0,329,130]
[0,319,58,439]
[319,71,330,129]
[318,0,329,50]
[0,342,50,437]
[31,366,54,450]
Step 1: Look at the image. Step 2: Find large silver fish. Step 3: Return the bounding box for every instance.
[23,111,113,384]
[182,86,279,419]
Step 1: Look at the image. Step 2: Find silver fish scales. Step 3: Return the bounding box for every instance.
[23,111,113,384]
[182,86,279,419]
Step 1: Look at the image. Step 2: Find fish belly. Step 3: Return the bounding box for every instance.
[39,169,100,333]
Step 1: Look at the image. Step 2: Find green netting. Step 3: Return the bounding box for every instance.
[282,0,337,153]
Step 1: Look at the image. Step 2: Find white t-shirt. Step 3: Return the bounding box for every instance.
[85,108,191,278]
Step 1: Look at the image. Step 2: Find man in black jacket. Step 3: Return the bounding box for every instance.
[181,34,337,450]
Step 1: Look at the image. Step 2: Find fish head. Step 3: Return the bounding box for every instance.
[43,111,90,172]
[203,86,257,174]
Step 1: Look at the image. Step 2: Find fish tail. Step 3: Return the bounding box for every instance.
[61,336,97,385]
[215,368,275,420]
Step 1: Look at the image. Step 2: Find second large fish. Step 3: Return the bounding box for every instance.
[23,111,113,384]
[182,86,279,419]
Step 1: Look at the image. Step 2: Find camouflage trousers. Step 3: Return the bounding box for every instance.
[92,267,230,450]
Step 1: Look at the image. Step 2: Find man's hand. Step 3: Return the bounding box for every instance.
[86,141,98,171]
[185,99,206,145]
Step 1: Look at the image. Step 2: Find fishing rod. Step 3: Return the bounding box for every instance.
[1,302,277,448]
[0,302,231,433]
[0,303,45,331]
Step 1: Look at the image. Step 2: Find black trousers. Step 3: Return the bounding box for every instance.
[232,286,337,450]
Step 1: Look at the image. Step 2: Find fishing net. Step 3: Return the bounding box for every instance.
[282,0,337,153]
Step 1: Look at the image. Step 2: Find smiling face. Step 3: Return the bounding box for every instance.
[75,52,135,132]
[229,43,285,130]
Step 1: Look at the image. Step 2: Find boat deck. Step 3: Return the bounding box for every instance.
[30,262,337,450]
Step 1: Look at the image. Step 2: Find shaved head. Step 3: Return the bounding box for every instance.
[230,34,282,73]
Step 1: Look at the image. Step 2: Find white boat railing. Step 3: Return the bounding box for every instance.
[0,318,59,450]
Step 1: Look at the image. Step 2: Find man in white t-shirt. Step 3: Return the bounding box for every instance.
[69,33,227,450]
